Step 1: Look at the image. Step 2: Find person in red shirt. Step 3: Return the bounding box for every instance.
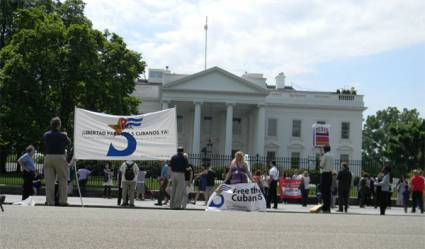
[410,170,424,213]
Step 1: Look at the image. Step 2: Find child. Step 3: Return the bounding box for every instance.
[402,185,410,213]
[252,170,263,193]
[32,171,43,195]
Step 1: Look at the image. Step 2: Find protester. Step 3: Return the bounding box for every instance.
[266,161,279,209]
[319,145,334,213]
[396,176,408,206]
[369,176,375,206]
[282,172,291,204]
[33,171,43,195]
[261,169,270,198]
[331,170,337,209]
[182,163,194,208]
[300,171,310,207]
[253,170,263,193]
[205,163,216,204]
[43,117,70,206]
[119,160,139,207]
[224,151,254,184]
[410,169,424,213]
[77,166,91,197]
[373,172,383,209]
[169,147,188,209]
[17,145,36,200]
[67,151,76,196]
[402,185,410,213]
[374,166,391,215]
[136,166,147,201]
[193,167,207,205]
[421,170,425,212]
[336,162,352,213]
[358,172,370,208]
[193,163,216,206]
[155,161,170,206]
[103,163,114,199]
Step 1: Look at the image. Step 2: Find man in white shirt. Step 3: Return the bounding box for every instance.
[119,160,139,207]
[267,161,280,209]
[319,145,334,213]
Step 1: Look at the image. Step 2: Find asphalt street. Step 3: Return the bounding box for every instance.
[1,205,424,249]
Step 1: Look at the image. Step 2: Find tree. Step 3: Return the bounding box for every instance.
[0,0,145,173]
[362,107,425,175]
[0,0,56,50]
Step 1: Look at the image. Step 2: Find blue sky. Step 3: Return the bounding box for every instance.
[84,0,425,118]
[291,43,425,117]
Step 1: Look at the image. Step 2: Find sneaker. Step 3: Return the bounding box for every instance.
[154,203,162,206]
[129,204,135,207]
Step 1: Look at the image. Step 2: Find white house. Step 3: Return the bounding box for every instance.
[134,66,366,164]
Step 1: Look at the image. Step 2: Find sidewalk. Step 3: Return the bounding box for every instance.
[3,194,423,216]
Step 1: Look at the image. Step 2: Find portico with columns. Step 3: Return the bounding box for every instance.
[158,67,268,156]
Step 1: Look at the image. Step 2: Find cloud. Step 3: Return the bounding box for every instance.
[84,0,425,82]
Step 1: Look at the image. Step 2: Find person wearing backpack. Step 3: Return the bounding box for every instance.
[119,160,139,207]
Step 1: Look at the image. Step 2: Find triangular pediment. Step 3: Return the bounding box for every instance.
[163,67,267,95]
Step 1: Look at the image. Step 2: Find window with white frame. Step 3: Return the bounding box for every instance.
[340,154,349,163]
[341,122,350,139]
[266,151,276,160]
[292,120,302,137]
[291,152,301,168]
[232,118,241,135]
[268,118,277,137]
[177,115,183,133]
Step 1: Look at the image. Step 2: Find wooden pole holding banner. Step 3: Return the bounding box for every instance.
[73,106,84,207]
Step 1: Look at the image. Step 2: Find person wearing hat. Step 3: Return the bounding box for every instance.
[169,147,188,209]
[119,160,139,207]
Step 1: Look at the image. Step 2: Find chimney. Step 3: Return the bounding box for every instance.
[275,72,286,89]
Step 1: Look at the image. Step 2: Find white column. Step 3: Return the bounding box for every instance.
[192,101,202,154]
[225,103,234,156]
[162,100,169,110]
[256,104,265,156]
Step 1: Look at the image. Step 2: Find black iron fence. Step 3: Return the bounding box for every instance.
[1,152,383,190]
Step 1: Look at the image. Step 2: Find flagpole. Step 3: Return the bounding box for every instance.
[204,16,208,70]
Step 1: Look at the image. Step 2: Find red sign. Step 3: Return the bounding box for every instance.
[279,177,302,199]
[313,124,330,147]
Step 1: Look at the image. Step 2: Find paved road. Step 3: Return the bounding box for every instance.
[3,194,423,216]
[1,205,424,249]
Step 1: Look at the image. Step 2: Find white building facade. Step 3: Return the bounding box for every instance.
[134,67,366,163]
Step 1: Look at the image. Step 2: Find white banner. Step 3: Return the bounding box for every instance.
[74,107,177,160]
[206,183,266,212]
